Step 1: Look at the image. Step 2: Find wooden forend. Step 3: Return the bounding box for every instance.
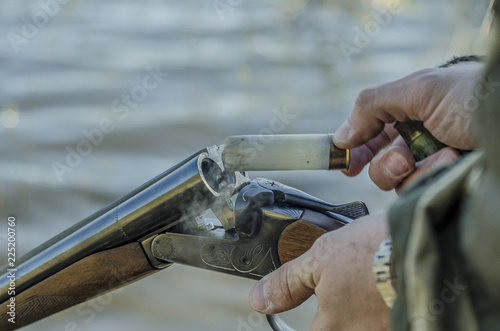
[0,242,156,330]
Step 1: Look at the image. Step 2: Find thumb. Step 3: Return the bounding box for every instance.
[249,250,317,314]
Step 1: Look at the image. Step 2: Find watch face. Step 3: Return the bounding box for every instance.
[377,282,396,308]
[373,238,395,307]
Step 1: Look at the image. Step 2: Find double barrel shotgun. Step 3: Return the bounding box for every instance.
[0,124,444,330]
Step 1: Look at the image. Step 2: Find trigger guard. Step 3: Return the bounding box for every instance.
[266,314,296,331]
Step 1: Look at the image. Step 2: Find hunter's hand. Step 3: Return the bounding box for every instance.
[248,214,390,330]
[334,61,483,193]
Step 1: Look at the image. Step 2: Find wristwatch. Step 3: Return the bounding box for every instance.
[372,237,396,308]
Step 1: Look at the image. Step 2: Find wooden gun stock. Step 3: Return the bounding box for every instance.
[278,209,347,265]
[0,210,353,329]
[0,243,156,330]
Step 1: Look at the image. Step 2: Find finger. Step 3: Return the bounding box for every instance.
[249,251,315,314]
[368,137,416,190]
[343,124,400,177]
[395,147,461,194]
[334,69,436,149]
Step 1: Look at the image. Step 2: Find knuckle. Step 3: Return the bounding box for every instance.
[309,233,339,267]
[312,232,335,257]
[411,68,443,90]
[401,68,445,120]
[355,87,377,112]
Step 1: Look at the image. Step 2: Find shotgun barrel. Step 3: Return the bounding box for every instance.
[0,150,234,304]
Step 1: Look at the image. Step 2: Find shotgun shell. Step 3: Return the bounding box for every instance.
[222,134,349,171]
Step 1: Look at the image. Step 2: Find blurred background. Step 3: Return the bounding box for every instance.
[0,0,492,330]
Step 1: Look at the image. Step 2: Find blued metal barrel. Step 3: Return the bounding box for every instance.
[0,151,231,302]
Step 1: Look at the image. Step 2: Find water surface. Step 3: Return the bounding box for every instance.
[0,0,489,330]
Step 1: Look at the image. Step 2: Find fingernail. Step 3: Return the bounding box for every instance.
[433,150,457,169]
[333,120,351,145]
[384,152,412,179]
[249,280,268,312]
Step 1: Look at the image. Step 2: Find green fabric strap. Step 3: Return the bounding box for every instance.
[389,152,483,331]
[389,8,500,329]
